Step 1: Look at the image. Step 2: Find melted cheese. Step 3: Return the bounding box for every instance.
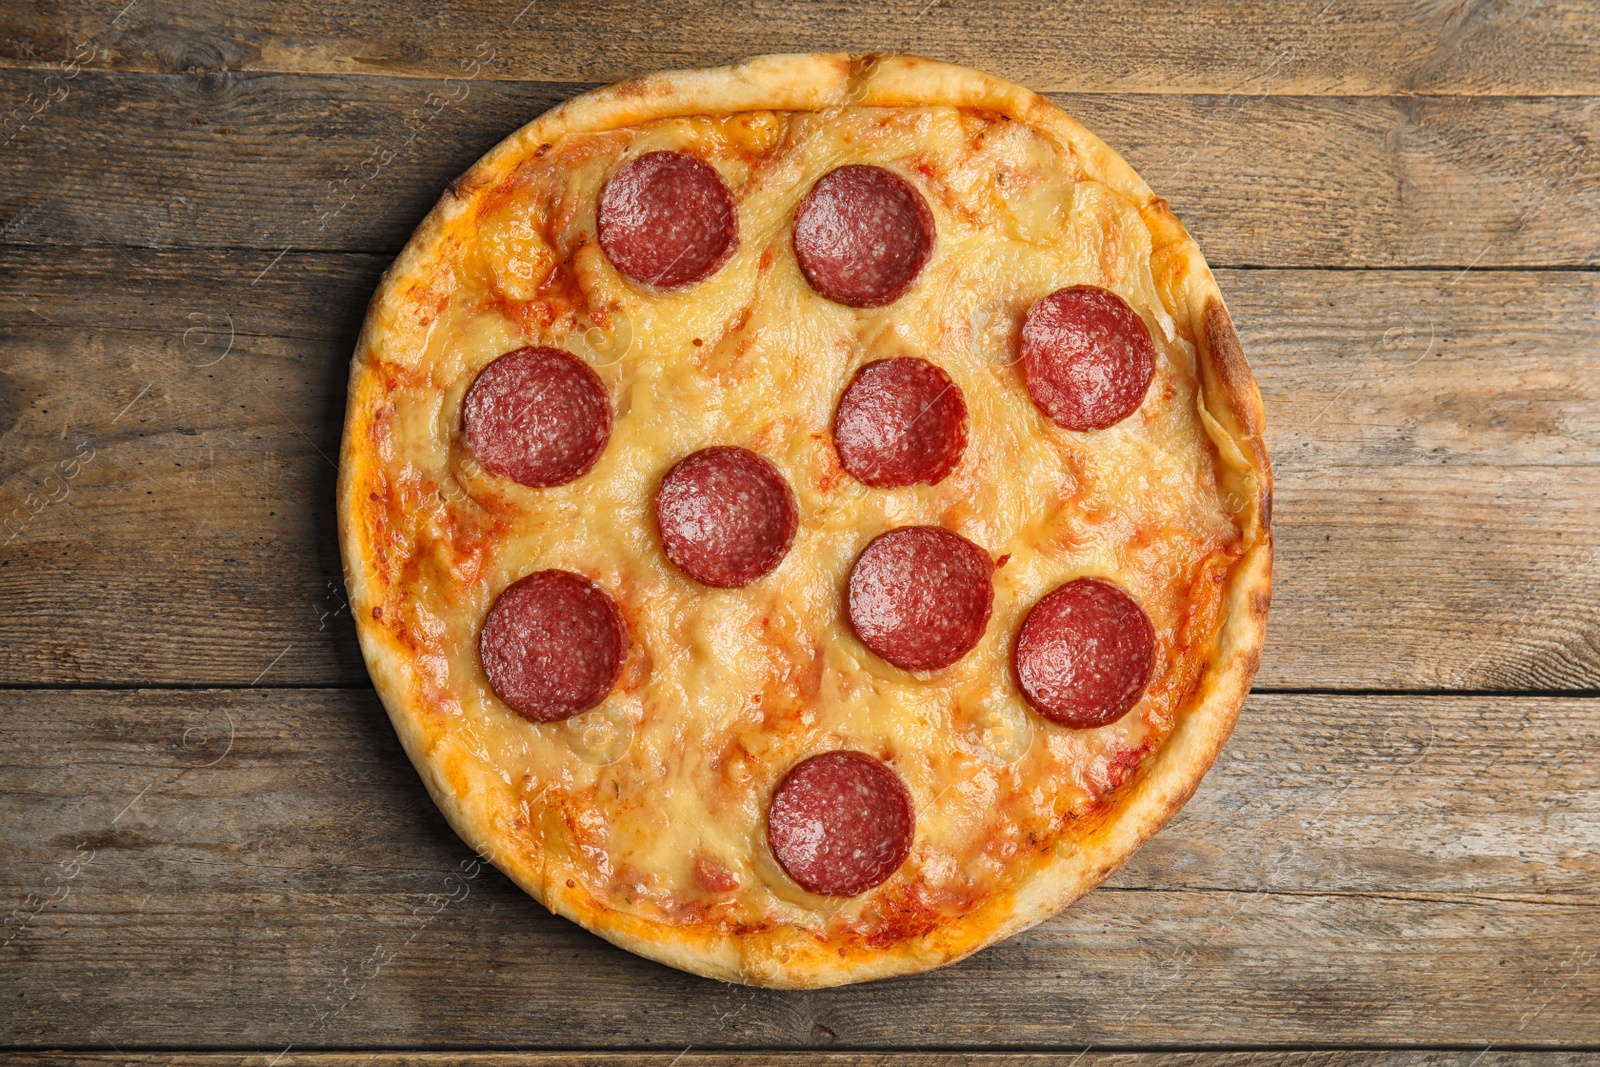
[363,105,1241,941]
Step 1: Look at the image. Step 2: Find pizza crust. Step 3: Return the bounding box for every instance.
[338,52,1272,988]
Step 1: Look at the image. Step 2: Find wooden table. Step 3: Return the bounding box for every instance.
[3,2,1598,1064]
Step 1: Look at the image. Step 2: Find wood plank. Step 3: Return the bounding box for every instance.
[2,0,1599,96]
[8,1056,1600,1067]
[4,688,1591,903]
[3,260,1598,689]
[1,70,1598,268]
[2,689,1596,1047]
[0,325,362,687]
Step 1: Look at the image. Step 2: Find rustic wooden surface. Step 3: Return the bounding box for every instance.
[10,1058,1600,1067]
[2,0,1597,1060]
[5,689,1598,1048]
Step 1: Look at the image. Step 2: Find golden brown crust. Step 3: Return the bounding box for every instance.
[338,52,1272,988]
[1202,296,1274,531]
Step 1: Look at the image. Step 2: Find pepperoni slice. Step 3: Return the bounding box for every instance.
[1015,577,1156,729]
[1019,286,1156,431]
[793,165,934,308]
[480,570,627,723]
[767,751,915,897]
[656,446,799,588]
[461,347,611,488]
[847,526,993,671]
[833,357,967,488]
[597,151,739,290]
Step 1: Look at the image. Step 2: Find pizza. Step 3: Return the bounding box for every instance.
[337,53,1272,988]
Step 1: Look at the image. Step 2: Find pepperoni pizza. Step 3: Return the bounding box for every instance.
[338,53,1272,987]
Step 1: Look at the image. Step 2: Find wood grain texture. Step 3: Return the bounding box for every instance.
[2,689,1596,1047]
[2,0,1599,95]
[9,1057,1600,1067]
[5,0,1598,1055]
[3,255,1597,689]
[2,70,1598,268]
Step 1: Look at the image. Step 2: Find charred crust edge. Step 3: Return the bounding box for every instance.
[1201,296,1263,438]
